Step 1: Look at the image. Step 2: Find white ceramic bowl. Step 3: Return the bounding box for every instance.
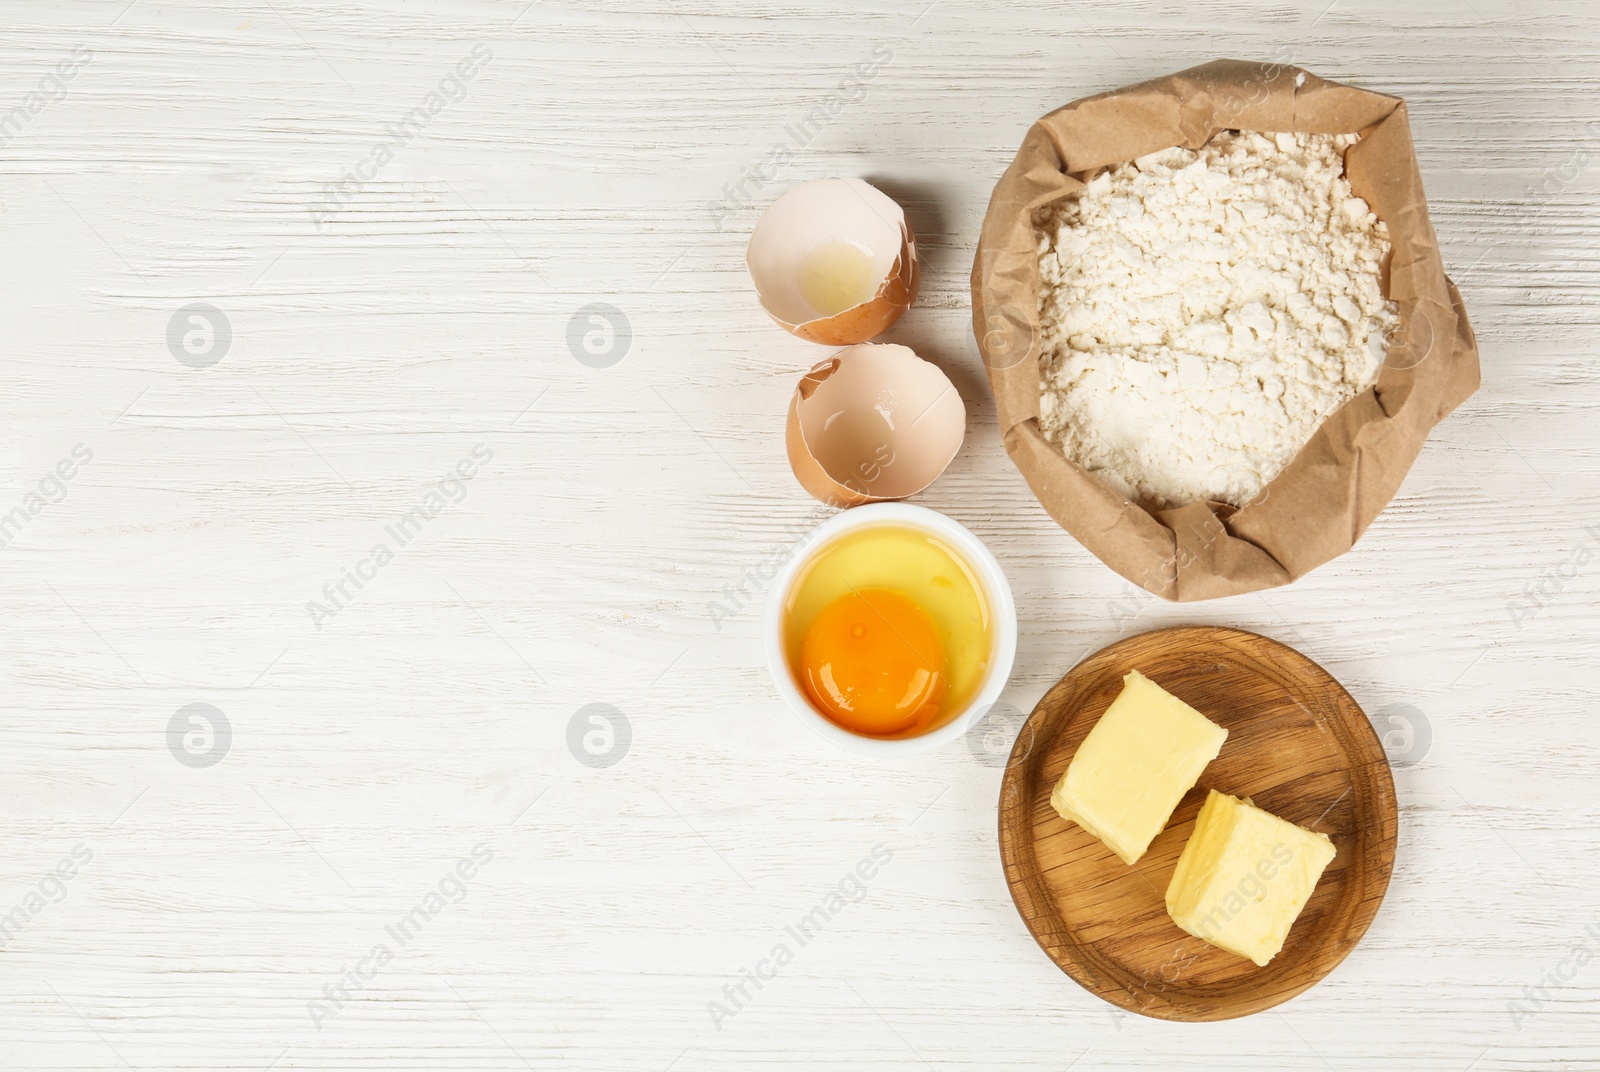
[764,502,1018,758]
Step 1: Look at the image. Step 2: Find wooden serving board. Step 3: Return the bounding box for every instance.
[998,626,1397,1022]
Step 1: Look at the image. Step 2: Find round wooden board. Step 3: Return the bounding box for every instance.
[998,626,1398,1022]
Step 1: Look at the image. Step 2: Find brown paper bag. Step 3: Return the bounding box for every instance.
[971,59,1480,601]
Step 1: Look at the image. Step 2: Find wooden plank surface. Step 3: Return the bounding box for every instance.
[1,0,1598,1069]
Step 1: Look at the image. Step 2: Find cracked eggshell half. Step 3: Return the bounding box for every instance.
[785,343,966,507]
[747,178,920,346]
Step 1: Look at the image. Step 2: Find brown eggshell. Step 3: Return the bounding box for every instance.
[748,178,919,346]
[785,343,966,507]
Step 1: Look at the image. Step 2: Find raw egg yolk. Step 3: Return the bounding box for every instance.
[799,588,946,736]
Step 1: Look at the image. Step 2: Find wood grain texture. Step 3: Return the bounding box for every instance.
[0,0,1598,1069]
[999,626,1397,1021]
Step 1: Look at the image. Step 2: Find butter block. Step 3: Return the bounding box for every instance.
[1165,790,1337,967]
[1049,669,1227,865]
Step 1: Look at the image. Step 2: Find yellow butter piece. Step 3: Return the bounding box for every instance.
[1049,669,1227,865]
[1165,789,1337,967]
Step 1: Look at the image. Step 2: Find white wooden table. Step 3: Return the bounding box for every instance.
[2,1,1596,1068]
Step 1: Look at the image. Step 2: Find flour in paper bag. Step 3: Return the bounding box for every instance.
[1035,131,1397,509]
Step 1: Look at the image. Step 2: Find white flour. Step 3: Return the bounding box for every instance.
[1035,131,1396,510]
